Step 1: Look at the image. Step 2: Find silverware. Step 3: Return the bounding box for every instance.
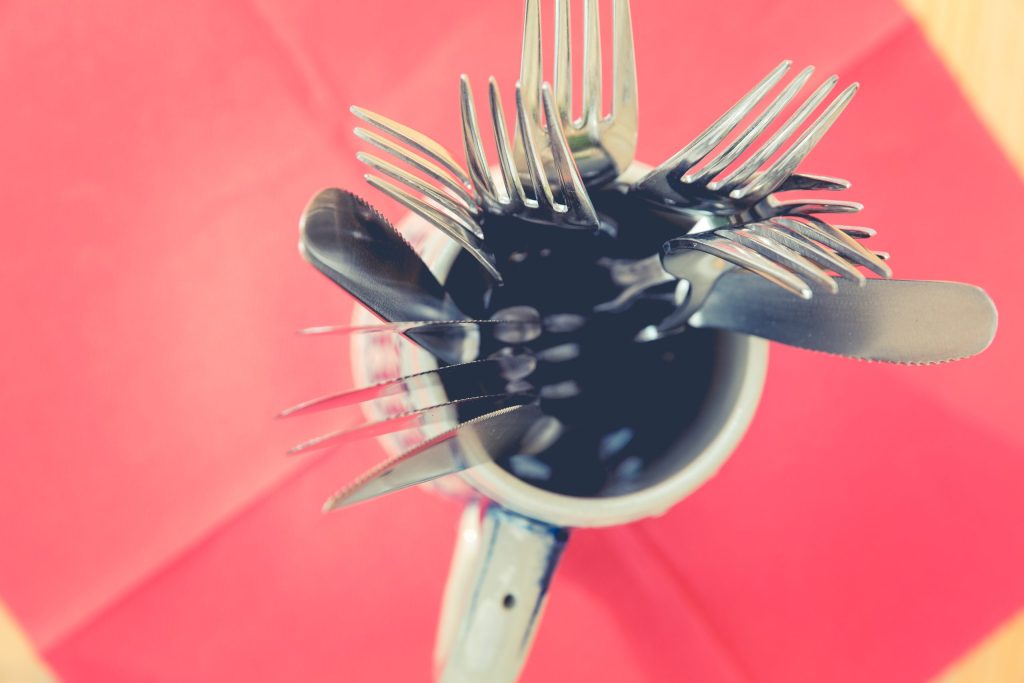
[287,394,534,455]
[662,216,892,299]
[631,61,891,297]
[295,318,541,362]
[687,271,998,364]
[279,356,537,419]
[322,404,544,511]
[280,351,545,457]
[300,188,466,318]
[633,61,858,215]
[515,0,638,186]
[295,320,507,337]
[348,115,504,281]
[352,72,601,243]
[292,0,999,517]
[286,6,1000,681]
[462,77,599,228]
[300,187,496,364]
[314,274,1000,512]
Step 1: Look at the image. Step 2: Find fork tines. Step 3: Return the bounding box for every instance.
[517,0,638,183]
[458,74,600,227]
[351,107,504,281]
[287,393,525,456]
[666,212,892,299]
[322,403,542,511]
[636,61,859,205]
[774,216,891,278]
[354,70,600,240]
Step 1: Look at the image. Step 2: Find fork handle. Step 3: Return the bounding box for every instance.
[434,502,569,683]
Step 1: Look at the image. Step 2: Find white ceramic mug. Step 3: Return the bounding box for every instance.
[351,171,769,683]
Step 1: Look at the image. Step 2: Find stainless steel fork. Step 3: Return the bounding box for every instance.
[352,75,601,249]
[462,77,599,228]
[663,218,891,299]
[634,61,859,208]
[634,61,891,297]
[515,0,638,186]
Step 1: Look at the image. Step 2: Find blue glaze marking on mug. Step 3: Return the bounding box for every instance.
[520,524,569,650]
[456,505,572,659]
[483,506,571,651]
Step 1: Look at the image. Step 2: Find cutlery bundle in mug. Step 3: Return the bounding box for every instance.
[280,0,997,679]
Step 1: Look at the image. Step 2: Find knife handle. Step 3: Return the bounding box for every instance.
[434,502,569,683]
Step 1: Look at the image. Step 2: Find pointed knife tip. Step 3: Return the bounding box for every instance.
[322,492,359,512]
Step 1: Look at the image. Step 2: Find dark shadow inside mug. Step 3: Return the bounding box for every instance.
[442,243,756,500]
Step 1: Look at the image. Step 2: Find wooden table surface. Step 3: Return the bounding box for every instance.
[1,1,1021,681]
[903,0,1024,177]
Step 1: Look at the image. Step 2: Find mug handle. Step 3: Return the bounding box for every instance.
[434,501,570,683]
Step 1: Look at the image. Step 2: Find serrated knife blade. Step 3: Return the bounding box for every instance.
[323,404,543,511]
[689,272,997,364]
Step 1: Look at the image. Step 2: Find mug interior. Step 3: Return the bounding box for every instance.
[461,331,766,528]
[351,207,768,528]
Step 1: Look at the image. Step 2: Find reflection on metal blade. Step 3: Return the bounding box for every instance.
[299,188,472,363]
[690,272,997,364]
[287,394,529,455]
[297,320,505,336]
[323,404,542,511]
[277,358,522,418]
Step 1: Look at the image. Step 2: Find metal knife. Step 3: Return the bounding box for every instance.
[323,404,542,511]
[299,188,473,363]
[688,271,998,364]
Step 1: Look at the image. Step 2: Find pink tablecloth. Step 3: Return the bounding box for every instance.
[0,1,1021,680]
